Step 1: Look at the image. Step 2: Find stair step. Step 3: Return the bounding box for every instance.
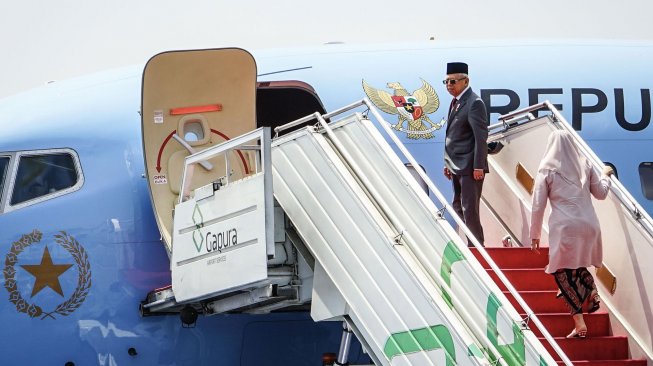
[488,269,557,291]
[471,247,549,269]
[504,290,570,313]
[476,246,642,365]
[541,336,630,360]
[527,313,611,338]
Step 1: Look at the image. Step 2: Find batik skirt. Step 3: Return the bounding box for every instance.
[552,267,597,315]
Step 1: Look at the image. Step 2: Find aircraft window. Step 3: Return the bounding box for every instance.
[603,162,618,179]
[10,153,78,205]
[0,156,9,201]
[184,131,199,142]
[183,120,205,142]
[639,162,653,200]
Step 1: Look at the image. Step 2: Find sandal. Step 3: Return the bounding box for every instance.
[587,291,601,314]
[566,328,587,338]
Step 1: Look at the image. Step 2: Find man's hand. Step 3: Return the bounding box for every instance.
[473,169,484,181]
[443,167,452,180]
[531,238,540,254]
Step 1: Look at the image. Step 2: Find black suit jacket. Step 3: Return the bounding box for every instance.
[444,88,489,175]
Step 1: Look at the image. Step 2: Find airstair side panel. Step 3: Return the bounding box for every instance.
[483,117,552,247]
[271,126,488,365]
[327,115,556,365]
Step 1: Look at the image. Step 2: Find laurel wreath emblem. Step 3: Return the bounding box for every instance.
[3,229,92,319]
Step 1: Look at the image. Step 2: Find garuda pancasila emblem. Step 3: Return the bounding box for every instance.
[363,79,443,139]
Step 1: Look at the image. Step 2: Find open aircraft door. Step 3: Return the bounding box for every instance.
[142,49,275,304]
[141,48,257,254]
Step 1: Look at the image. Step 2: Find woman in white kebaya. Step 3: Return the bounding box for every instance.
[530,130,613,338]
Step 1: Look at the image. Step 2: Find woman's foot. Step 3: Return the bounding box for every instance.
[566,328,587,338]
[569,313,588,338]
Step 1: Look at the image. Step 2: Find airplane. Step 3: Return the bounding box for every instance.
[0,39,652,365]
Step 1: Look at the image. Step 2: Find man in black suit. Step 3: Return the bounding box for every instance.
[443,62,488,246]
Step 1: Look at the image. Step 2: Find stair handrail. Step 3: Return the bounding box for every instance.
[497,100,653,240]
[277,101,508,364]
[547,101,653,240]
[310,107,511,365]
[359,98,573,366]
[498,101,653,240]
[276,99,572,365]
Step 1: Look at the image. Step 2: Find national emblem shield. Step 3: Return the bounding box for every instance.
[391,95,424,121]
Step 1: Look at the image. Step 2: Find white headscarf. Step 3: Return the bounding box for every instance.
[538,130,587,186]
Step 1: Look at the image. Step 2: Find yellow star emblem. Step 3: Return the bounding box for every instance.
[20,246,73,297]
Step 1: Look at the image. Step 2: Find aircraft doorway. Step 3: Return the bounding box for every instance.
[256,80,327,132]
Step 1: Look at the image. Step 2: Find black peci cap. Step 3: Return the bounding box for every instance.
[446,62,468,75]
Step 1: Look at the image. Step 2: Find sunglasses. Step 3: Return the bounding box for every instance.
[442,77,467,85]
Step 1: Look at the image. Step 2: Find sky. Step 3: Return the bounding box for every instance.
[1,0,653,98]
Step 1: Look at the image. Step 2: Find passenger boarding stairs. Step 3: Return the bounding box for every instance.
[269,103,555,365]
[141,100,653,366]
[473,247,647,366]
[475,103,653,365]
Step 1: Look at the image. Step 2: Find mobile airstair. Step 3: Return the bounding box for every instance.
[142,99,567,365]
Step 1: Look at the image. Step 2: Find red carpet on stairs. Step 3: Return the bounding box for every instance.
[471,247,646,366]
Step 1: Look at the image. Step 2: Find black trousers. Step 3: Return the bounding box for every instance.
[451,173,484,246]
